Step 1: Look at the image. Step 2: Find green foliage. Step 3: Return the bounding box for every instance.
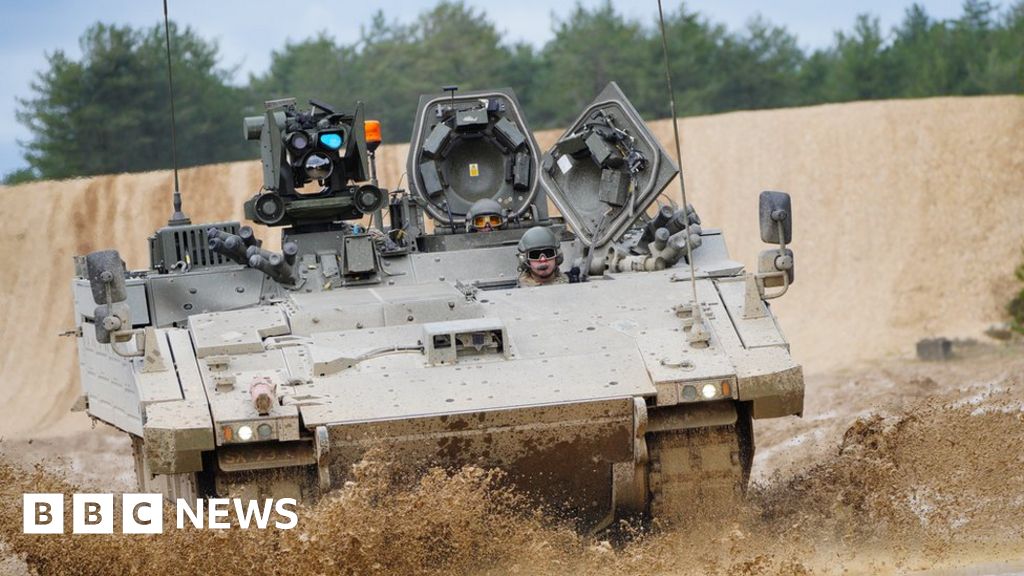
[13,0,1024,179]
[247,3,527,143]
[819,15,897,101]
[714,16,805,110]
[247,33,352,107]
[805,1,1024,102]
[1,167,38,185]
[530,2,652,126]
[16,22,249,180]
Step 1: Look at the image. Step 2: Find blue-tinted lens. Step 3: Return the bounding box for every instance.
[319,132,343,150]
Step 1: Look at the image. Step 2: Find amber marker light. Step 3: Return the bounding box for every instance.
[364,120,382,146]
[721,381,731,396]
[222,426,233,442]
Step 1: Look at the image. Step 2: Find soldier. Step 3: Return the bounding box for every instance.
[517,226,568,286]
[465,198,504,232]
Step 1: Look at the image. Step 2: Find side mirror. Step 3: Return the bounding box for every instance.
[85,250,130,344]
[745,192,795,318]
[759,191,792,245]
[86,250,127,305]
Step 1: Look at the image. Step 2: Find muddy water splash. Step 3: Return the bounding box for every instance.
[2,388,1023,575]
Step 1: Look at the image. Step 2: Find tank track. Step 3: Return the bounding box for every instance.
[132,436,314,502]
[646,419,753,523]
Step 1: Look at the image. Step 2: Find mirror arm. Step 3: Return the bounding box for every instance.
[755,219,791,299]
[761,221,792,300]
[775,219,787,252]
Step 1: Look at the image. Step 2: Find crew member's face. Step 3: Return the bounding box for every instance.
[527,248,558,279]
[473,214,502,231]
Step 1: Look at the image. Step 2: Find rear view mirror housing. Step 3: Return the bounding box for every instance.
[85,250,131,345]
[745,191,795,318]
[85,250,128,305]
[759,191,792,244]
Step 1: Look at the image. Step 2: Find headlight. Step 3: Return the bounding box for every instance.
[237,425,254,441]
[701,383,718,399]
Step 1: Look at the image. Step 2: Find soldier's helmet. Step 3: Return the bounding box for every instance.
[465,198,504,232]
[517,226,563,270]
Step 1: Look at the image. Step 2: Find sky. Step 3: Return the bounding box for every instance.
[0,0,968,176]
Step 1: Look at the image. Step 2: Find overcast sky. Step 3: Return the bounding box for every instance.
[0,0,968,176]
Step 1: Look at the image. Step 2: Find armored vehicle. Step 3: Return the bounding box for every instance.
[71,83,802,529]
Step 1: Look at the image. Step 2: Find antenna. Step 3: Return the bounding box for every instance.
[657,0,708,344]
[163,0,190,226]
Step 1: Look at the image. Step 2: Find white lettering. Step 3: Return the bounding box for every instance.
[274,498,298,530]
[176,498,204,529]
[233,499,274,529]
[207,498,231,529]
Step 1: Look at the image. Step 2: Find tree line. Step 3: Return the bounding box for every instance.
[5,0,1022,184]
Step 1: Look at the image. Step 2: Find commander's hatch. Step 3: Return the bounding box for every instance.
[539,82,678,247]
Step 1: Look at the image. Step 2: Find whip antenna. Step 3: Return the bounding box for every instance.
[163,0,190,226]
[657,0,707,343]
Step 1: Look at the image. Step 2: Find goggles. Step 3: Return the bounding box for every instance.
[527,248,557,260]
[472,214,502,229]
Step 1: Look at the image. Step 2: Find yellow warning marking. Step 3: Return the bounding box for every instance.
[469,163,480,177]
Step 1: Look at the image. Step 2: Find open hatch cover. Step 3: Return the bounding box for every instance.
[406,88,546,227]
[539,82,679,247]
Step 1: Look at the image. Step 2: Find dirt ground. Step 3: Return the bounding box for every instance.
[1,96,1023,574]
[2,344,1022,575]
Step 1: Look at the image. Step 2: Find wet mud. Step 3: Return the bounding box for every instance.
[2,347,1022,575]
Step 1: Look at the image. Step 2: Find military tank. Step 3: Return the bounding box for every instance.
[70,83,802,530]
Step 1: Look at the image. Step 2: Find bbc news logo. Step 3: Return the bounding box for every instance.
[23,494,298,534]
